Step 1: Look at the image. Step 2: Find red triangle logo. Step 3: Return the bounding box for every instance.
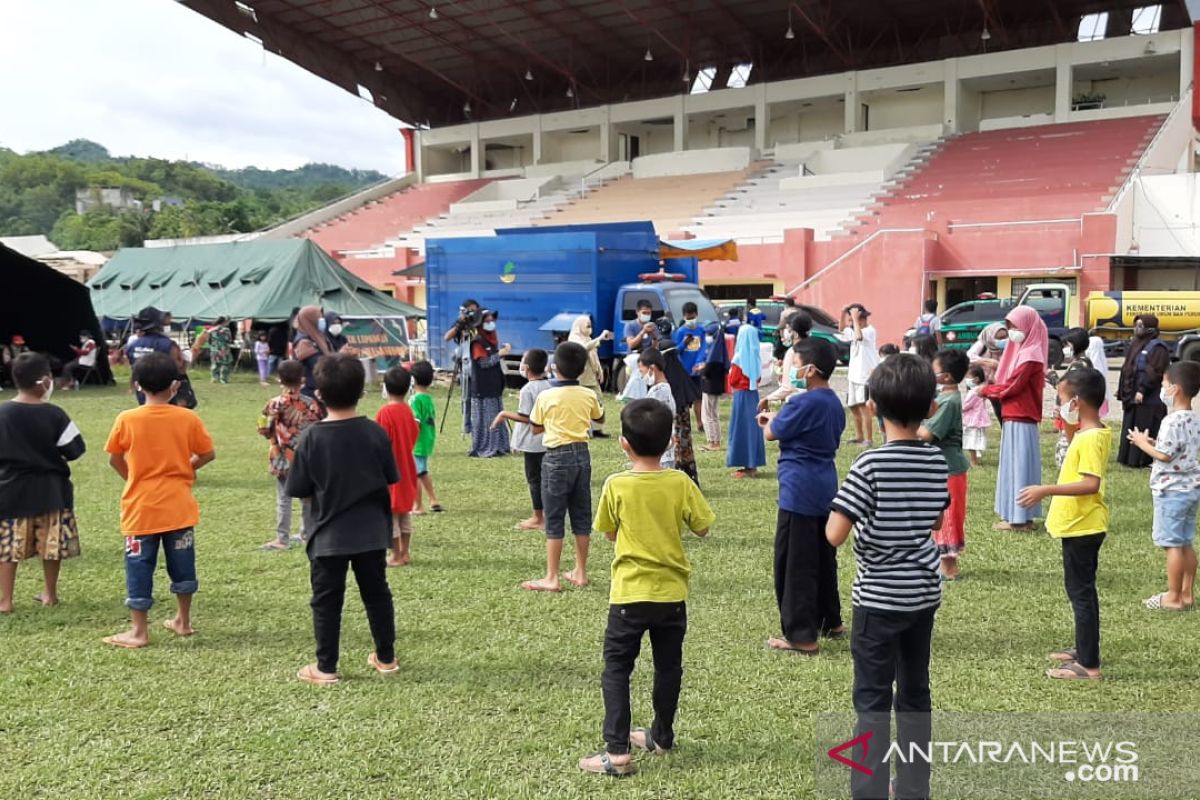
[827,731,875,776]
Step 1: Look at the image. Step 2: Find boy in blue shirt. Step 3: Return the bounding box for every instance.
[758,339,846,655]
[673,301,708,433]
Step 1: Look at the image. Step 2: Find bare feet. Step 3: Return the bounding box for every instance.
[260,540,289,551]
[0,603,12,615]
[521,578,561,593]
[103,631,150,649]
[564,570,589,588]
[32,593,60,607]
[297,663,340,685]
[386,554,411,567]
[766,636,819,655]
[163,617,194,637]
[515,517,544,531]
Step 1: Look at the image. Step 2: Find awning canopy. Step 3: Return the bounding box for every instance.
[539,312,588,332]
[659,238,738,262]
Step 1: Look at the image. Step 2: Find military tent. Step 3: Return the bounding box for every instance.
[1,242,113,384]
[89,239,422,323]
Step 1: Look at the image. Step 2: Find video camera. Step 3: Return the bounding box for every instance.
[457,305,483,331]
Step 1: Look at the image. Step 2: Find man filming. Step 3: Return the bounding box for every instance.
[444,299,482,434]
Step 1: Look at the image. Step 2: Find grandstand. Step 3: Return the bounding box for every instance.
[183,1,1200,340]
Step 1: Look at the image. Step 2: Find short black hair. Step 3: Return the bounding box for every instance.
[1063,327,1090,357]
[523,348,549,376]
[924,298,938,314]
[621,398,674,457]
[554,341,587,380]
[933,349,970,383]
[795,337,836,378]
[636,299,653,311]
[277,359,305,387]
[911,334,938,363]
[462,298,479,309]
[789,310,813,338]
[682,301,698,316]
[11,352,51,390]
[384,365,412,397]
[637,347,665,371]
[1061,367,1105,410]
[879,343,901,357]
[410,360,435,387]
[133,352,178,394]
[868,353,937,425]
[784,296,796,307]
[315,353,365,410]
[1167,360,1200,398]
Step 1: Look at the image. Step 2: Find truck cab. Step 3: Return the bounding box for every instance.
[611,279,719,358]
[1014,282,1074,366]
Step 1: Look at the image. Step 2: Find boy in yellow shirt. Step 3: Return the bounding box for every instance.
[578,399,714,777]
[1018,368,1110,681]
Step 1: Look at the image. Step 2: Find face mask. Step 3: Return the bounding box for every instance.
[1062,345,1074,360]
[964,378,978,389]
[483,321,497,332]
[1161,385,1176,406]
[328,323,344,337]
[1008,330,1026,344]
[1135,324,1146,336]
[1059,398,1079,426]
[638,313,652,324]
[907,346,918,355]
[317,318,327,333]
[789,366,811,390]
[685,318,698,328]
[381,385,389,401]
[642,370,656,387]
[995,338,1008,350]
[41,378,54,402]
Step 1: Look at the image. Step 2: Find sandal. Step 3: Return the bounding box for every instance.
[1143,593,1187,611]
[577,752,637,777]
[630,727,671,755]
[1046,661,1101,681]
[368,653,399,674]
[297,663,340,686]
[1048,647,1078,663]
[430,505,445,513]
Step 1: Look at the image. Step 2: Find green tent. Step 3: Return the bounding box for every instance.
[89,239,423,323]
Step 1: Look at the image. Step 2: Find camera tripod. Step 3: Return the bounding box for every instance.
[439,329,473,434]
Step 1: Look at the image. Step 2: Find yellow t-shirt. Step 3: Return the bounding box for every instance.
[104,404,215,536]
[1046,426,1112,539]
[594,470,716,604]
[529,384,603,449]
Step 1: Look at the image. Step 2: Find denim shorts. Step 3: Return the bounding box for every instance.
[541,443,592,540]
[124,528,198,611]
[1152,489,1200,548]
[414,455,430,477]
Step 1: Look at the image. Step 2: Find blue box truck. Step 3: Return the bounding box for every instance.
[426,222,719,389]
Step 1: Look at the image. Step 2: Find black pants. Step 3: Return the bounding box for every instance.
[601,602,687,755]
[774,510,842,644]
[1062,533,1105,669]
[310,550,395,674]
[523,451,545,511]
[851,605,937,800]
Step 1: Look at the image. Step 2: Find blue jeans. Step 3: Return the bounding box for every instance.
[541,443,591,540]
[124,528,198,611]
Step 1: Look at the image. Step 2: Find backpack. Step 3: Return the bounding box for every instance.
[916,313,935,337]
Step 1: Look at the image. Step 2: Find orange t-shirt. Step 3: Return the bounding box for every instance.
[104,404,215,536]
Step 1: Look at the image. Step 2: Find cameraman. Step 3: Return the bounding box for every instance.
[444,299,482,343]
[444,299,482,434]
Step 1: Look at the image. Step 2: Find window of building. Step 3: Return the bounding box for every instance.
[727,63,753,89]
[1131,5,1163,34]
[1078,12,1109,41]
[690,66,717,95]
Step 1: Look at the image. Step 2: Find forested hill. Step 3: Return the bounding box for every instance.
[0,139,389,251]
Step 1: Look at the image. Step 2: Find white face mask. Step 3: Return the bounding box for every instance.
[1062,345,1074,360]
[328,323,344,337]
[1161,385,1176,406]
[642,370,656,387]
[964,379,978,389]
[1059,398,1079,426]
[381,384,389,401]
[638,313,652,323]
[41,378,54,402]
[482,321,497,332]
[1008,330,1026,344]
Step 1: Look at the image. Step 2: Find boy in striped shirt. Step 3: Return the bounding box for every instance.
[827,353,948,800]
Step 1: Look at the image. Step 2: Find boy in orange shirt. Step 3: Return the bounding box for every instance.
[103,352,216,648]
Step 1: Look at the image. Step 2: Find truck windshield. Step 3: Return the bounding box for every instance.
[664,288,719,326]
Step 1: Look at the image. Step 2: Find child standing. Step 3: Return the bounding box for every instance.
[578,399,714,777]
[758,339,845,655]
[377,366,421,567]
[408,361,443,514]
[1017,368,1111,681]
[492,349,552,531]
[1127,361,1200,611]
[286,354,400,684]
[103,352,216,648]
[920,350,971,581]
[523,342,605,592]
[254,331,271,386]
[961,364,991,466]
[258,359,323,551]
[827,354,947,799]
[638,348,676,468]
[0,353,86,613]
[727,325,767,478]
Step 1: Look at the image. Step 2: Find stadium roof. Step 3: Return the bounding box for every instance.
[181,1,1196,126]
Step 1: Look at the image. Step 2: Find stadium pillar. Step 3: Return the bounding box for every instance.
[674,96,687,151]
[533,118,544,165]
[1054,47,1073,123]
[844,74,860,133]
[469,125,481,177]
[942,59,960,134]
[755,88,768,153]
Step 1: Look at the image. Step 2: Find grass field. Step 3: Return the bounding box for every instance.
[0,369,1193,800]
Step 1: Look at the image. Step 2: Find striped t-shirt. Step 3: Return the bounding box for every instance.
[831,441,949,612]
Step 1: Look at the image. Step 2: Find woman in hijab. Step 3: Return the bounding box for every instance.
[569,315,611,439]
[1117,313,1171,468]
[293,305,335,397]
[468,310,511,458]
[967,320,1010,419]
[659,340,703,485]
[726,324,767,478]
[980,306,1048,532]
[761,310,814,407]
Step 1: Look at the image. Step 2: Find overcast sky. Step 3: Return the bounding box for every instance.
[0,0,408,173]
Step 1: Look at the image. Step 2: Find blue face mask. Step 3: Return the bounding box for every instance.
[317,317,327,333]
[996,338,1007,350]
[788,366,810,390]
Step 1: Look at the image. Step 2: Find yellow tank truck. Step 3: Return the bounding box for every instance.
[1086,291,1200,362]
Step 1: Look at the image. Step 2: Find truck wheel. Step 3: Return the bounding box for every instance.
[1047,339,1063,369]
[1181,341,1200,364]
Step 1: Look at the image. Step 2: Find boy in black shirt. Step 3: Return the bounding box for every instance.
[0,353,86,613]
[286,354,400,685]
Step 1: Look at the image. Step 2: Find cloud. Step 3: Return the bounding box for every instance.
[0,0,408,173]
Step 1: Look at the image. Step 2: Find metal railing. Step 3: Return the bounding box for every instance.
[785,227,925,296]
[1107,86,1192,212]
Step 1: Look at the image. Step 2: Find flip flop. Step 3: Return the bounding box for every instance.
[1046,661,1101,681]
[260,542,289,551]
[578,752,637,777]
[368,653,399,674]
[1048,647,1078,663]
[520,580,561,593]
[1143,592,1188,611]
[297,664,340,686]
[766,637,819,656]
[102,634,148,650]
[430,505,445,513]
[32,594,59,607]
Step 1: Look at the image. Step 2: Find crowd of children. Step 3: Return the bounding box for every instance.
[4,294,1200,789]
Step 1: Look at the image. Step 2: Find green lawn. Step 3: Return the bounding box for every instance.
[0,370,1191,799]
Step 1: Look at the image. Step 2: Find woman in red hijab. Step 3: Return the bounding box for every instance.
[980,306,1048,531]
[467,310,511,457]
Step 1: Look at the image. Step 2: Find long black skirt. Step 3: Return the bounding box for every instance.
[1118,400,1166,468]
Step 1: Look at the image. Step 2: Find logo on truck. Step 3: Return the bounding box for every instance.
[500,261,517,284]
